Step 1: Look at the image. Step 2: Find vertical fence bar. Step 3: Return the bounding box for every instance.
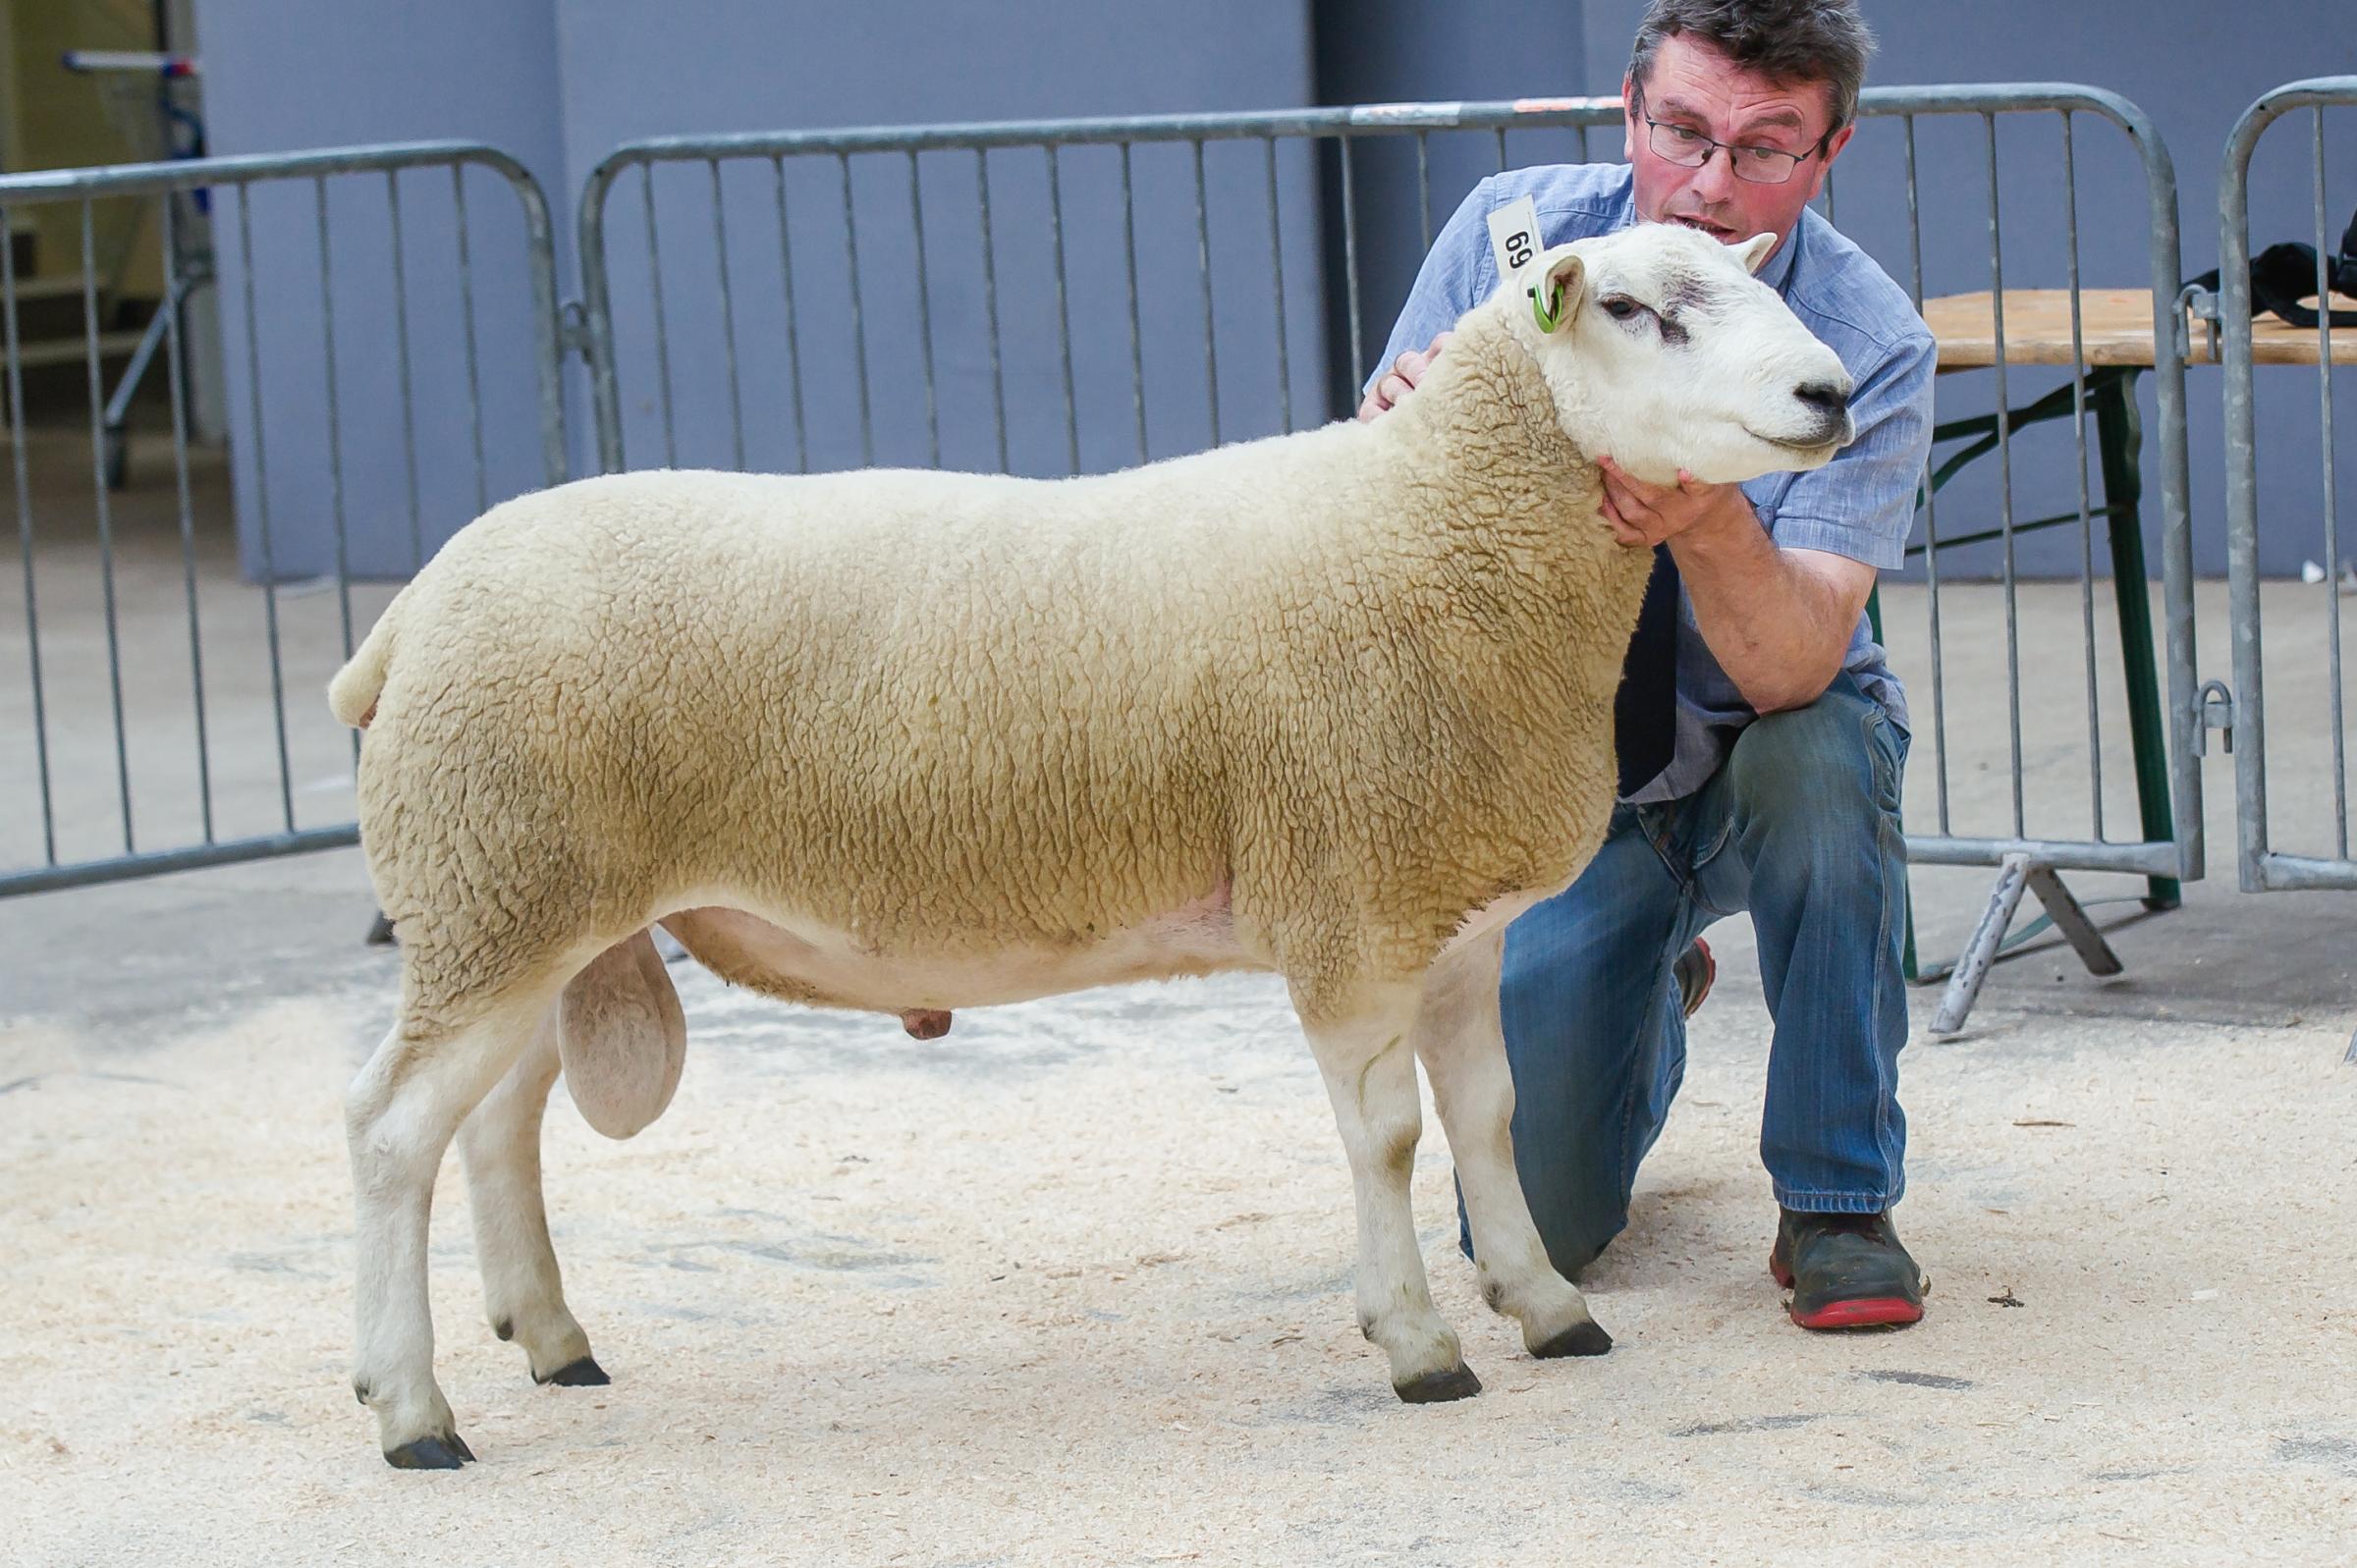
[159,189,212,841]
[1263,135,1292,434]
[1120,141,1147,462]
[710,158,747,471]
[840,153,875,467]
[1,198,57,864]
[451,166,489,514]
[235,183,296,832]
[1983,113,2026,837]
[81,198,135,851]
[1340,135,1365,405]
[1414,132,1433,250]
[1191,138,1220,446]
[640,163,679,468]
[384,172,425,569]
[1046,146,1080,473]
[2314,107,2346,856]
[1904,116,1951,837]
[2107,100,2188,904]
[907,150,940,467]
[976,149,1009,473]
[1494,128,1508,172]
[2222,100,2269,889]
[314,177,356,667]
[767,156,809,474]
[2059,112,2105,840]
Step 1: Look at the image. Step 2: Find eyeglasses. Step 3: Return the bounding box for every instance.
[1636,98,1833,186]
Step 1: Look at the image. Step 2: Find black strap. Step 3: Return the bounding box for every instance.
[2190,203,2357,329]
[1614,544,1680,799]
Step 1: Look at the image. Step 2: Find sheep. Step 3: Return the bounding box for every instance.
[330,220,1855,1469]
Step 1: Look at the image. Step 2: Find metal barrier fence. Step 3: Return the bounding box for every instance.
[0,89,2215,1043]
[1,141,566,896]
[576,85,2202,1030]
[2219,77,2357,894]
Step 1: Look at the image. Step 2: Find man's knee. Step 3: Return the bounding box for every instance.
[1723,679,1902,832]
[1459,1174,1625,1280]
[1529,1188,1627,1280]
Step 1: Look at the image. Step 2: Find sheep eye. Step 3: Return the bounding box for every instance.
[1601,297,1643,321]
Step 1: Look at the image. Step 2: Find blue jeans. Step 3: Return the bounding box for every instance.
[1464,672,1912,1278]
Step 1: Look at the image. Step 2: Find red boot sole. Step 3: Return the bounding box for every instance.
[1768,1253,1923,1328]
[1788,1296,1924,1329]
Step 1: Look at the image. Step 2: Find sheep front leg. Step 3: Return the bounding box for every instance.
[347,993,545,1469]
[1413,931,1612,1360]
[1294,980,1478,1403]
[457,1007,605,1387]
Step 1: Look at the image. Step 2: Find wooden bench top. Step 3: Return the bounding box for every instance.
[1921,288,2357,369]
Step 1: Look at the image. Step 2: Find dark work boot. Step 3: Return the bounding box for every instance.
[1769,1208,1926,1329]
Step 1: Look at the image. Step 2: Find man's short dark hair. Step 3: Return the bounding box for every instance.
[1627,0,1876,135]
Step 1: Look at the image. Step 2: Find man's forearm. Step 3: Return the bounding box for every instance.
[1670,497,1855,714]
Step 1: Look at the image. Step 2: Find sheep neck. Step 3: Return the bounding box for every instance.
[1365,304,1651,675]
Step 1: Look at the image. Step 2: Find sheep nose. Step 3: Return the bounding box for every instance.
[1793,382,1848,416]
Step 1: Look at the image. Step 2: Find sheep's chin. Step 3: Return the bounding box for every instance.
[1747,433,1843,470]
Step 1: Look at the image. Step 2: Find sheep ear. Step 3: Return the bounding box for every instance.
[1734,233,1779,274]
[1533,250,1585,334]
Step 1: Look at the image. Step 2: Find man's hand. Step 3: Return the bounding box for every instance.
[1356,332,1453,421]
[1594,455,1751,550]
[1596,450,1879,713]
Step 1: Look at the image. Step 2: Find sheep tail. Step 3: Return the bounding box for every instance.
[328,603,399,730]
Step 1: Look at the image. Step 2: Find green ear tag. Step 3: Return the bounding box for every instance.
[1529,280,1563,333]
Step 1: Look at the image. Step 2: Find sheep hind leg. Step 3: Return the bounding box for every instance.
[457,1007,605,1387]
[347,985,557,1470]
[1413,931,1610,1360]
[1293,979,1476,1403]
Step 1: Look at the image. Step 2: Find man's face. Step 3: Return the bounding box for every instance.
[1621,32,1853,260]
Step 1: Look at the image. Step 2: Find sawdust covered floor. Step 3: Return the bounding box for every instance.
[3,875,2355,1566]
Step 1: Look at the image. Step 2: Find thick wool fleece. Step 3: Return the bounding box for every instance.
[329,294,1649,1038]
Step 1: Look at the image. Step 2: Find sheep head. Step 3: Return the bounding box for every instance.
[1506,222,1855,486]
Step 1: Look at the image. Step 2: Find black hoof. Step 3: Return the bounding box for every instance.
[384,1432,474,1470]
[538,1355,610,1387]
[1533,1319,1614,1359]
[1395,1364,1483,1404]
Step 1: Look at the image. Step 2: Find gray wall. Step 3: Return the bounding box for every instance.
[556,0,1325,481]
[194,0,1324,576]
[194,0,570,579]
[1311,0,1595,415]
[192,0,2349,580]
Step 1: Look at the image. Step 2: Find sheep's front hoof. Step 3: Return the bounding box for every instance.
[1532,1319,1614,1359]
[536,1355,610,1387]
[1394,1363,1482,1404]
[384,1431,475,1470]
[901,1008,952,1040]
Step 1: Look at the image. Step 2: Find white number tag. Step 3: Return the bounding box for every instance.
[1486,194,1542,281]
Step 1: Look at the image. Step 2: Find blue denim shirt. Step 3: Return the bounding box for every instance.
[1370,163,1937,802]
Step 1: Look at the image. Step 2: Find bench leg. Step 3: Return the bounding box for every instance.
[2094,371,2180,912]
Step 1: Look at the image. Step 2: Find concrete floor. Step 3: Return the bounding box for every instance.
[3,424,2355,1564]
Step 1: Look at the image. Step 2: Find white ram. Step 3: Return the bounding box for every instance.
[329,221,1853,1467]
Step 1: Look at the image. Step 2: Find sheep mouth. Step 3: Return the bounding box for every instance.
[1747,429,1844,459]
